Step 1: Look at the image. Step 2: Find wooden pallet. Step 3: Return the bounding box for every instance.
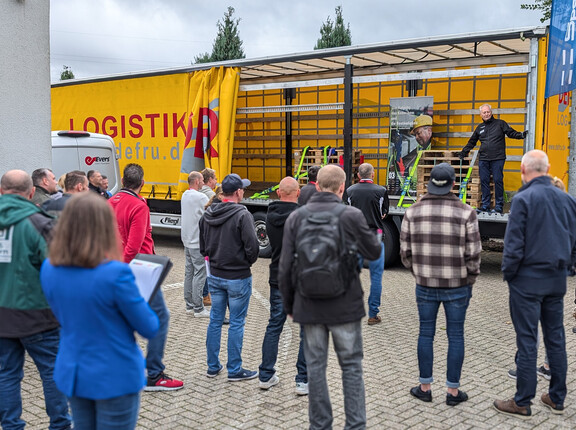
[416,150,495,206]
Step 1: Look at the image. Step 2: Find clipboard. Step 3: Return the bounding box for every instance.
[129,254,173,302]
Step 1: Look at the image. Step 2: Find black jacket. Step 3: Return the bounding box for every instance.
[502,175,576,281]
[266,200,298,288]
[462,117,524,161]
[298,183,318,206]
[199,202,259,279]
[279,192,381,324]
[346,181,389,232]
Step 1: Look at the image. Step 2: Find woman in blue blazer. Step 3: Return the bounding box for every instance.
[41,192,159,430]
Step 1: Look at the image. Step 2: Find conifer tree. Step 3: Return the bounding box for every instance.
[195,6,245,64]
[314,6,351,50]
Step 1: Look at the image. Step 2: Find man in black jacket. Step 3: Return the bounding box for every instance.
[494,150,576,418]
[298,165,320,206]
[258,176,308,395]
[458,104,527,213]
[200,173,260,382]
[279,165,381,429]
[346,163,389,325]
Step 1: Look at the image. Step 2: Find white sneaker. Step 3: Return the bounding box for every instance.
[295,382,309,396]
[259,374,279,390]
[194,309,210,318]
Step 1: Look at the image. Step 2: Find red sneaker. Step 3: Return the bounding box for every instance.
[144,372,184,392]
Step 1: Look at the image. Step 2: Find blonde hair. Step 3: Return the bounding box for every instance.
[549,175,566,192]
[205,185,223,209]
[49,192,122,267]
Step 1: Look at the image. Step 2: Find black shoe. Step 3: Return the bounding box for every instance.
[572,326,576,334]
[476,207,489,214]
[491,207,503,214]
[410,386,432,402]
[446,390,469,406]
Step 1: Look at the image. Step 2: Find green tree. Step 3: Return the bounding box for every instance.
[521,0,552,23]
[194,6,245,64]
[314,6,352,50]
[60,65,75,80]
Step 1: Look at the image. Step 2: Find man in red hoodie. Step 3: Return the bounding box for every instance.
[109,163,184,392]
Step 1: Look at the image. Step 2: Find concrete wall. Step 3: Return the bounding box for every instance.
[0,0,51,177]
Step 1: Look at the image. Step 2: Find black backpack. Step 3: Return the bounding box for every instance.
[292,204,358,299]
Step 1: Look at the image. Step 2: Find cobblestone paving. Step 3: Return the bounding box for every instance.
[19,234,576,429]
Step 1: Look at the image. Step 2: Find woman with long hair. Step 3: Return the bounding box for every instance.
[41,192,159,430]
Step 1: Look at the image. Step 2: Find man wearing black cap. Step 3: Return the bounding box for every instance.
[400,163,481,406]
[199,173,260,381]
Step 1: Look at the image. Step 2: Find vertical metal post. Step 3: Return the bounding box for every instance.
[569,90,576,196]
[343,56,353,188]
[284,88,295,177]
[526,37,539,152]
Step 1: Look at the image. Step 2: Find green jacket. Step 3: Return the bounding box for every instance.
[0,194,58,337]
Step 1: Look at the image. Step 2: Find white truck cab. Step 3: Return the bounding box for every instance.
[51,131,121,194]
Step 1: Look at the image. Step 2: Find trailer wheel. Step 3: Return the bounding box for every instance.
[253,212,272,258]
[382,221,399,267]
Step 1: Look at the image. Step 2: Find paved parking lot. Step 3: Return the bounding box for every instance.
[20,234,576,429]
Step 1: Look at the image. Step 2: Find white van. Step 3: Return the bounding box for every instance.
[51,131,121,194]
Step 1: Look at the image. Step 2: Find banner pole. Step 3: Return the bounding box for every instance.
[569,90,576,196]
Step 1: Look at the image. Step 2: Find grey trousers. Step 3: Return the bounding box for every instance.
[184,247,207,312]
[303,320,365,430]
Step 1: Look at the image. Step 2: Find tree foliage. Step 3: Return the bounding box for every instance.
[314,6,352,50]
[194,6,245,64]
[60,65,75,81]
[520,0,552,23]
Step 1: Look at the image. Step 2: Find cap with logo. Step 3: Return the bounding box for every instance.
[221,173,251,194]
[427,162,455,195]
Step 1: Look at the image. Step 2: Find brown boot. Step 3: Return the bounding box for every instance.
[541,393,564,415]
[493,399,531,419]
[203,294,212,306]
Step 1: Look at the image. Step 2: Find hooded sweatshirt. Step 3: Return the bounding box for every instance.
[266,200,298,288]
[0,194,58,337]
[199,202,259,280]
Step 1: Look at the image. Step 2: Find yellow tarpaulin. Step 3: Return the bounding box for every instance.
[178,67,240,197]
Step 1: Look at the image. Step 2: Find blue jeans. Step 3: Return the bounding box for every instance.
[259,287,307,383]
[303,321,365,430]
[0,328,71,430]
[415,284,472,388]
[206,275,252,375]
[358,242,385,318]
[478,159,505,210]
[68,392,140,430]
[147,290,169,379]
[509,273,567,407]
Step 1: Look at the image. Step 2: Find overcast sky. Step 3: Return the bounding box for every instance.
[50,0,546,83]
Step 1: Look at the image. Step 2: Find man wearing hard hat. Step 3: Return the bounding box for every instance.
[401,114,433,169]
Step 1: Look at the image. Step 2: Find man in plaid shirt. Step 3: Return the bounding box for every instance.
[400,162,481,406]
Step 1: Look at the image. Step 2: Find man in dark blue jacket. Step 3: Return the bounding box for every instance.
[458,104,527,213]
[494,150,576,419]
[258,176,308,395]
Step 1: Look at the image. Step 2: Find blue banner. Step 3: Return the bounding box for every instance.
[546,0,576,98]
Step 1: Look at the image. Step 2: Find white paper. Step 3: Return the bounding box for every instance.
[129,258,164,301]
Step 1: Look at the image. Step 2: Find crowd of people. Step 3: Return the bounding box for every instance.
[0,144,575,428]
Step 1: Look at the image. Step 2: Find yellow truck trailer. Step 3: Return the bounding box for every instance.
[51,26,568,264]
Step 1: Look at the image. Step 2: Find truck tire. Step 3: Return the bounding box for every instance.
[382,221,400,267]
[253,212,272,258]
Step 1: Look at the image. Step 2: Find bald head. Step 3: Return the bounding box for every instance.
[1,170,35,199]
[277,176,300,203]
[521,150,549,183]
[317,165,346,197]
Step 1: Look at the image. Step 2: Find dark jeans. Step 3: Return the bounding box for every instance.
[258,287,307,383]
[0,328,71,430]
[415,284,472,388]
[147,290,169,379]
[68,392,140,430]
[303,321,365,430]
[357,242,385,318]
[509,273,567,407]
[479,159,505,210]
